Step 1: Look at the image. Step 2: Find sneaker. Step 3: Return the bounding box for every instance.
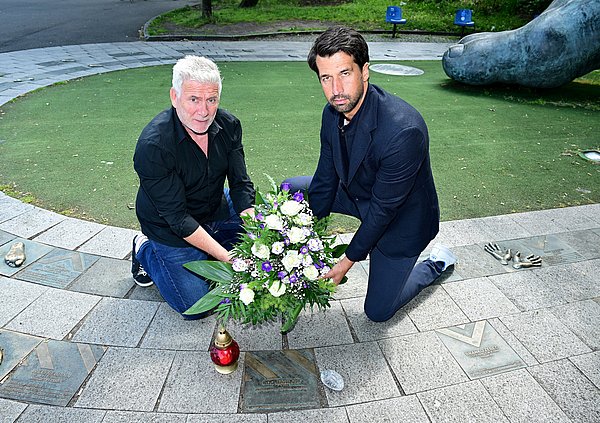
[132,236,153,287]
[429,244,457,272]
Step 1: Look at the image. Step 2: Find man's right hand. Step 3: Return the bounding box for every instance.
[322,256,354,285]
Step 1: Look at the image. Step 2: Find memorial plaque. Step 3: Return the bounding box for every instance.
[502,235,584,267]
[0,238,53,277]
[0,329,42,380]
[15,249,100,288]
[240,349,325,413]
[0,340,105,406]
[369,64,424,76]
[436,321,525,379]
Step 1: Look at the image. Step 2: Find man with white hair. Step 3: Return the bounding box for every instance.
[132,55,255,319]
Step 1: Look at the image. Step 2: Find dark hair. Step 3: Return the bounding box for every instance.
[307,26,370,75]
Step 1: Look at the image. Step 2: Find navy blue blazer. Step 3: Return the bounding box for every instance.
[309,84,439,261]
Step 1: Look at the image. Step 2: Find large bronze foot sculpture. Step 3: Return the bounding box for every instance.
[4,241,26,267]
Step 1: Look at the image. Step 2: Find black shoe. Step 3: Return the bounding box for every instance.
[132,236,153,287]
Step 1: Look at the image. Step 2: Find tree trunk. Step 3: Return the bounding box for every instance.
[202,0,213,18]
[239,0,259,8]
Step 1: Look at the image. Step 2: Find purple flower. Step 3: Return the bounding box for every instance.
[255,213,264,221]
[281,182,292,191]
[277,271,287,280]
[220,298,231,304]
[299,245,309,255]
[259,223,265,229]
[293,191,304,202]
[262,261,273,272]
[248,233,257,240]
[289,273,298,284]
[314,260,324,269]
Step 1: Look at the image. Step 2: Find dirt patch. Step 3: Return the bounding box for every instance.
[162,20,339,36]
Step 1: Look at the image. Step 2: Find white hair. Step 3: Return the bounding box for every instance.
[172,55,222,96]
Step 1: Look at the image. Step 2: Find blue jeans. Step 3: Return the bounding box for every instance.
[136,190,243,319]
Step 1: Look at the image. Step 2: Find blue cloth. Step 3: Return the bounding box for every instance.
[136,190,242,319]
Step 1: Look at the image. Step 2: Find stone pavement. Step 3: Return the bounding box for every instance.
[1,41,599,422]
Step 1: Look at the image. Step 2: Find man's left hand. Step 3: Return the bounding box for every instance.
[322,256,354,285]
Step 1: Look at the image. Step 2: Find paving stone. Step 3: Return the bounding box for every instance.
[478,214,532,241]
[158,351,243,414]
[480,368,570,423]
[550,300,600,350]
[187,414,267,423]
[287,301,353,350]
[436,320,525,379]
[555,229,600,260]
[569,351,600,390]
[378,331,468,394]
[403,286,469,331]
[101,411,188,423]
[140,303,217,351]
[345,395,429,423]
[0,239,54,277]
[127,284,164,302]
[500,309,591,363]
[0,229,16,246]
[451,244,509,279]
[0,398,27,422]
[14,404,106,422]
[0,277,48,327]
[0,196,34,224]
[268,407,349,423]
[576,203,600,224]
[569,258,600,298]
[509,210,569,235]
[32,218,104,250]
[340,297,417,342]
[502,234,586,267]
[68,257,134,298]
[417,380,509,422]
[75,347,175,411]
[77,226,139,259]
[332,263,368,300]
[0,340,105,406]
[443,277,520,321]
[72,297,159,347]
[431,218,495,247]
[314,342,399,407]
[0,208,65,239]
[533,262,600,301]
[0,329,42,380]
[528,359,600,423]
[540,207,599,231]
[487,318,539,366]
[224,318,283,352]
[5,288,100,340]
[13,248,100,289]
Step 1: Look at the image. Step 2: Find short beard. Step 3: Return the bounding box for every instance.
[328,87,363,115]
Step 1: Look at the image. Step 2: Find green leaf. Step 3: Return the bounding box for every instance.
[280,302,303,334]
[331,243,348,258]
[183,260,234,284]
[338,275,348,285]
[184,286,225,315]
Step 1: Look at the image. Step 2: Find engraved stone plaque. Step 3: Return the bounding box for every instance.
[15,249,100,288]
[0,340,105,406]
[0,239,54,277]
[502,235,584,267]
[240,349,325,413]
[436,321,525,379]
[0,329,42,380]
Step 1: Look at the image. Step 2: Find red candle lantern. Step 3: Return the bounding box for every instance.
[209,326,240,374]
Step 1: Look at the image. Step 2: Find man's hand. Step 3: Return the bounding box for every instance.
[322,256,354,285]
[484,242,511,265]
[512,251,542,269]
[240,207,255,218]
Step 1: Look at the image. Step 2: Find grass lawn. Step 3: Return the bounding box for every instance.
[0,61,598,233]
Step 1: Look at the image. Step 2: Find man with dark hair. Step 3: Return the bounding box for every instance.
[287,27,456,322]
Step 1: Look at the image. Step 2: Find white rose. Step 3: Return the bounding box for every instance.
[271,241,285,255]
[251,242,270,260]
[307,238,323,252]
[302,254,313,266]
[297,212,312,225]
[232,258,248,272]
[303,265,319,280]
[268,280,286,297]
[288,227,306,244]
[264,214,284,231]
[280,200,303,216]
[239,287,255,305]
[281,250,302,272]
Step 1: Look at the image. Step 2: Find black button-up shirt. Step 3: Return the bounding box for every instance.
[134,107,255,247]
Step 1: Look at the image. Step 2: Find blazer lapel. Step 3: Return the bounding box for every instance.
[347,86,378,184]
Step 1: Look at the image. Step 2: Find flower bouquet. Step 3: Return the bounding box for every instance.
[183,177,347,333]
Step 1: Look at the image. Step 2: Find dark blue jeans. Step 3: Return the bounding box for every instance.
[136,190,242,319]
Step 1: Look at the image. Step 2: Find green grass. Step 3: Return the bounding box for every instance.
[148,0,544,35]
[0,62,598,233]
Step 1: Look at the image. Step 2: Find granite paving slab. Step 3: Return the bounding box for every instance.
[31,218,104,250]
[5,288,100,340]
[0,277,48,327]
[569,258,600,298]
[224,319,283,352]
[0,398,27,422]
[287,302,353,350]
[15,404,106,422]
[72,297,159,347]
[158,351,243,414]
[436,320,526,379]
[75,347,175,412]
[0,340,105,406]
[0,208,65,240]
[340,297,417,342]
[332,264,368,300]
[101,411,188,423]
[77,226,139,259]
[127,284,164,302]
[0,196,34,223]
[508,210,569,235]
[569,351,600,390]
[481,368,570,423]
[539,207,599,232]
[442,277,520,321]
[68,257,134,298]
[531,262,599,302]
[451,244,509,279]
[432,218,495,247]
[478,215,532,241]
[501,234,585,266]
[550,300,600,350]
[0,229,16,246]
[500,309,591,363]
[0,329,42,380]
[555,229,600,260]
[487,318,539,367]
[528,359,600,423]
[240,349,323,413]
[403,286,469,331]
[345,395,429,423]
[0,239,54,277]
[314,342,399,407]
[187,414,267,423]
[378,331,468,394]
[13,248,100,289]
[140,303,217,351]
[417,380,509,422]
[267,408,349,423]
